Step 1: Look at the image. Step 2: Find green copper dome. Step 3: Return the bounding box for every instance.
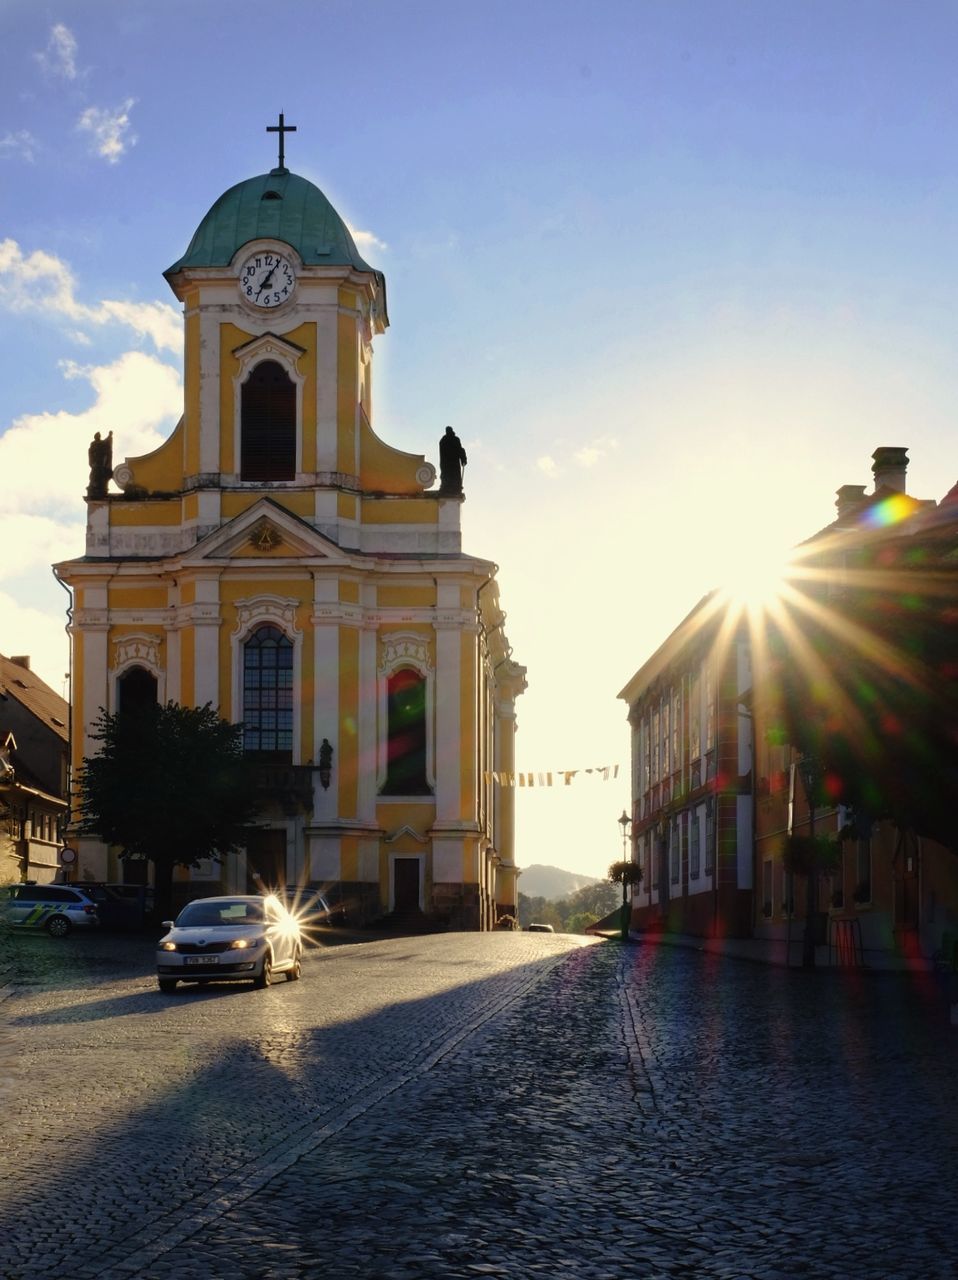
[165,168,381,279]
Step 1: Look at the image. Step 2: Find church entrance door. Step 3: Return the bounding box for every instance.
[393,858,421,915]
[246,828,287,893]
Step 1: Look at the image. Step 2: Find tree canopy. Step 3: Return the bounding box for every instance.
[77,702,260,915]
[517,880,619,933]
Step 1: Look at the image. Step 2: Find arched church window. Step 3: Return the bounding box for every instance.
[243,625,293,760]
[241,360,295,482]
[382,667,431,795]
[117,666,158,716]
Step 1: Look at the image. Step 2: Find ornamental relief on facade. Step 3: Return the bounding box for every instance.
[112,633,163,674]
[248,519,283,553]
[378,631,433,675]
[233,595,301,639]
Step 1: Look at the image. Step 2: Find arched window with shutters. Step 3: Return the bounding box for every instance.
[240,359,296,482]
[243,625,293,760]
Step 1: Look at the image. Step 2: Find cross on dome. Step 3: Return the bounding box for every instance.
[267,111,297,171]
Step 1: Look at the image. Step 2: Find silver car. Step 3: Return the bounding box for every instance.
[156,895,302,993]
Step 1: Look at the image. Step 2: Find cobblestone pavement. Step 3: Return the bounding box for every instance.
[1,929,956,1280]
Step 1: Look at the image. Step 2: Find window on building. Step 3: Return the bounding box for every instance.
[651,831,659,890]
[690,810,701,880]
[705,800,715,875]
[704,660,716,747]
[662,700,670,776]
[241,360,296,482]
[670,820,680,885]
[382,668,431,795]
[118,665,158,716]
[671,688,680,776]
[651,710,660,783]
[689,674,701,761]
[243,625,293,759]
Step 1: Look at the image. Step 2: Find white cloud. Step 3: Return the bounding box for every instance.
[347,224,388,254]
[574,435,618,468]
[0,351,181,690]
[35,24,78,81]
[0,592,71,695]
[77,99,136,164]
[537,455,558,476]
[0,132,38,163]
[96,300,181,353]
[0,239,179,352]
[0,350,180,516]
[0,515,80,581]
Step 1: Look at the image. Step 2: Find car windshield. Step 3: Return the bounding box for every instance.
[175,900,264,927]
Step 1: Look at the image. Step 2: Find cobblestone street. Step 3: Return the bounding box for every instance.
[1,930,956,1279]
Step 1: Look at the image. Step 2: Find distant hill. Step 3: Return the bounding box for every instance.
[518,864,601,901]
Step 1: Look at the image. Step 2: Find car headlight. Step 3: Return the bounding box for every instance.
[159,940,177,952]
[230,936,263,950]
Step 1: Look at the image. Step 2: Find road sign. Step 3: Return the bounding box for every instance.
[59,847,77,866]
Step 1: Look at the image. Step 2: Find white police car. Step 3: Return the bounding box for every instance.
[6,883,100,937]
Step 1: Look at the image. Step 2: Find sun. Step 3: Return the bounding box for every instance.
[719,544,794,615]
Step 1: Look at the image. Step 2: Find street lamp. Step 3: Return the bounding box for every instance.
[618,809,631,859]
[613,809,638,942]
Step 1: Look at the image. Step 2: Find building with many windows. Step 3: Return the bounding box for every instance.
[618,590,754,939]
[56,138,526,928]
[620,447,958,965]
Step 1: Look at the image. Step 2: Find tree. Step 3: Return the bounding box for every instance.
[608,860,643,941]
[77,702,260,920]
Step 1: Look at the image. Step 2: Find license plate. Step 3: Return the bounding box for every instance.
[185,955,217,965]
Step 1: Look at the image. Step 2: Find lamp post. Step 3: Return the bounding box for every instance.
[797,754,820,970]
[618,809,631,858]
[617,809,634,941]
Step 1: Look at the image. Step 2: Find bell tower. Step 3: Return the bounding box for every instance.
[58,120,525,929]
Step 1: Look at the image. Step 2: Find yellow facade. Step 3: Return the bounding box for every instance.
[57,162,525,928]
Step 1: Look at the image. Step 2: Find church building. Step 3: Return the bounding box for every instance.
[56,123,526,929]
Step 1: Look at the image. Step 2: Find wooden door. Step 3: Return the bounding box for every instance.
[393,858,421,915]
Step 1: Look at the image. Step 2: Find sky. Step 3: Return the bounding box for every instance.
[4,1,958,881]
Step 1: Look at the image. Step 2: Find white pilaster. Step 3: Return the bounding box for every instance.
[357,586,378,822]
[312,577,340,822]
[199,308,221,475]
[192,577,221,709]
[81,626,110,754]
[434,585,462,823]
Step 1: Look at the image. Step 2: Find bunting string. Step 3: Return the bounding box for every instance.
[484,765,620,787]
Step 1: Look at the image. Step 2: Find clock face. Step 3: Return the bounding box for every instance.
[238,251,296,308]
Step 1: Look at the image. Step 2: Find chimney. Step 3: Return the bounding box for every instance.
[10,656,31,671]
[835,484,867,521]
[871,446,909,493]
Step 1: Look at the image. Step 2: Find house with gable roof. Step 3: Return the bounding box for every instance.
[0,655,69,885]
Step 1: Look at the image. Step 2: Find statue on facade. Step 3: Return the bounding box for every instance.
[318,738,334,791]
[438,425,467,495]
[86,431,113,500]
